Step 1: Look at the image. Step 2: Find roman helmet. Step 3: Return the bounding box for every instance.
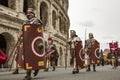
[26,8,35,19]
[89,33,94,39]
[70,30,76,38]
[48,37,53,45]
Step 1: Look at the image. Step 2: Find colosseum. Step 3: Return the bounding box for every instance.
[0,0,70,68]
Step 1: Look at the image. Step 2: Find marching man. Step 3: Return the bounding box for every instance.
[68,30,83,74]
[85,33,100,72]
[23,8,43,80]
[45,38,59,71]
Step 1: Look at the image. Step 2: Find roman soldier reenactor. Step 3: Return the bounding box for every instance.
[85,33,100,72]
[68,30,84,74]
[22,8,43,80]
[45,38,59,71]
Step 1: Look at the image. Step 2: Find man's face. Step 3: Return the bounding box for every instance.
[89,34,93,39]
[26,12,34,19]
[70,32,75,38]
[48,40,52,45]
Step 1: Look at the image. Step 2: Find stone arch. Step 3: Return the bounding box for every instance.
[52,10,56,29]
[40,1,48,30]
[23,0,28,13]
[1,32,15,55]
[0,34,6,53]
[0,32,15,68]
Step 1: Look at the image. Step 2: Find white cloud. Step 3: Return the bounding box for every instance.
[68,0,120,49]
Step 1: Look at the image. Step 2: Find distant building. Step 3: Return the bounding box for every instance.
[103,49,110,56]
[0,0,70,68]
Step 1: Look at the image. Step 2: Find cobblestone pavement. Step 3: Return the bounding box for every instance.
[0,65,120,80]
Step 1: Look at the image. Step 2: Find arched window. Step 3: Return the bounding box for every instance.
[0,34,6,53]
[0,0,16,10]
[59,47,63,66]
[52,10,56,29]
[0,0,8,7]
[23,0,35,13]
[0,32,15,68]
[63,18,66,34]
[40,2,48,30]
[59,17,62,32]
[23,0,28,13]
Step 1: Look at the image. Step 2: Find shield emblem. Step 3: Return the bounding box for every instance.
[91,40,100,64]
[75,41,85,69]
[23,24,45,70]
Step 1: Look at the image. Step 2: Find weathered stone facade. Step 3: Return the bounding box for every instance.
[0,0,70,68]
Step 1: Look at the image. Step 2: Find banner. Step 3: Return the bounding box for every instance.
[114,42,119,54]
[23,24,45,70]
[109,42,119,54]
[109,42,114,54]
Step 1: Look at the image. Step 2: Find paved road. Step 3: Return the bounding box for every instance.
[0,65,120,80]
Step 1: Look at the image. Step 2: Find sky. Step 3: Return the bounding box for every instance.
[68,0,120,50]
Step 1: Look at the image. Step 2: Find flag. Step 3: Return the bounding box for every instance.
[109,42,114,54]
[47,49,55,55]
[0,49,7,65]
[114,42,119,54]
[109,42,119,54]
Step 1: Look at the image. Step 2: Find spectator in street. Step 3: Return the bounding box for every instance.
[44,38,59,71]
[111,51,117,69]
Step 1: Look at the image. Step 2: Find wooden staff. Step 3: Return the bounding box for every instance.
[9,48,18,71]
[9,35,23,71]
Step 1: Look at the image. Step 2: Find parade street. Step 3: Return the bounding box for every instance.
[0,65,120,80]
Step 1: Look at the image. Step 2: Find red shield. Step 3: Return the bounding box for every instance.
[91,41,100,64]
[75,41,85,69]
[23,24,45,70]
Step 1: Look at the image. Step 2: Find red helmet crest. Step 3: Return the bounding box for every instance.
[48,37,53,41]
